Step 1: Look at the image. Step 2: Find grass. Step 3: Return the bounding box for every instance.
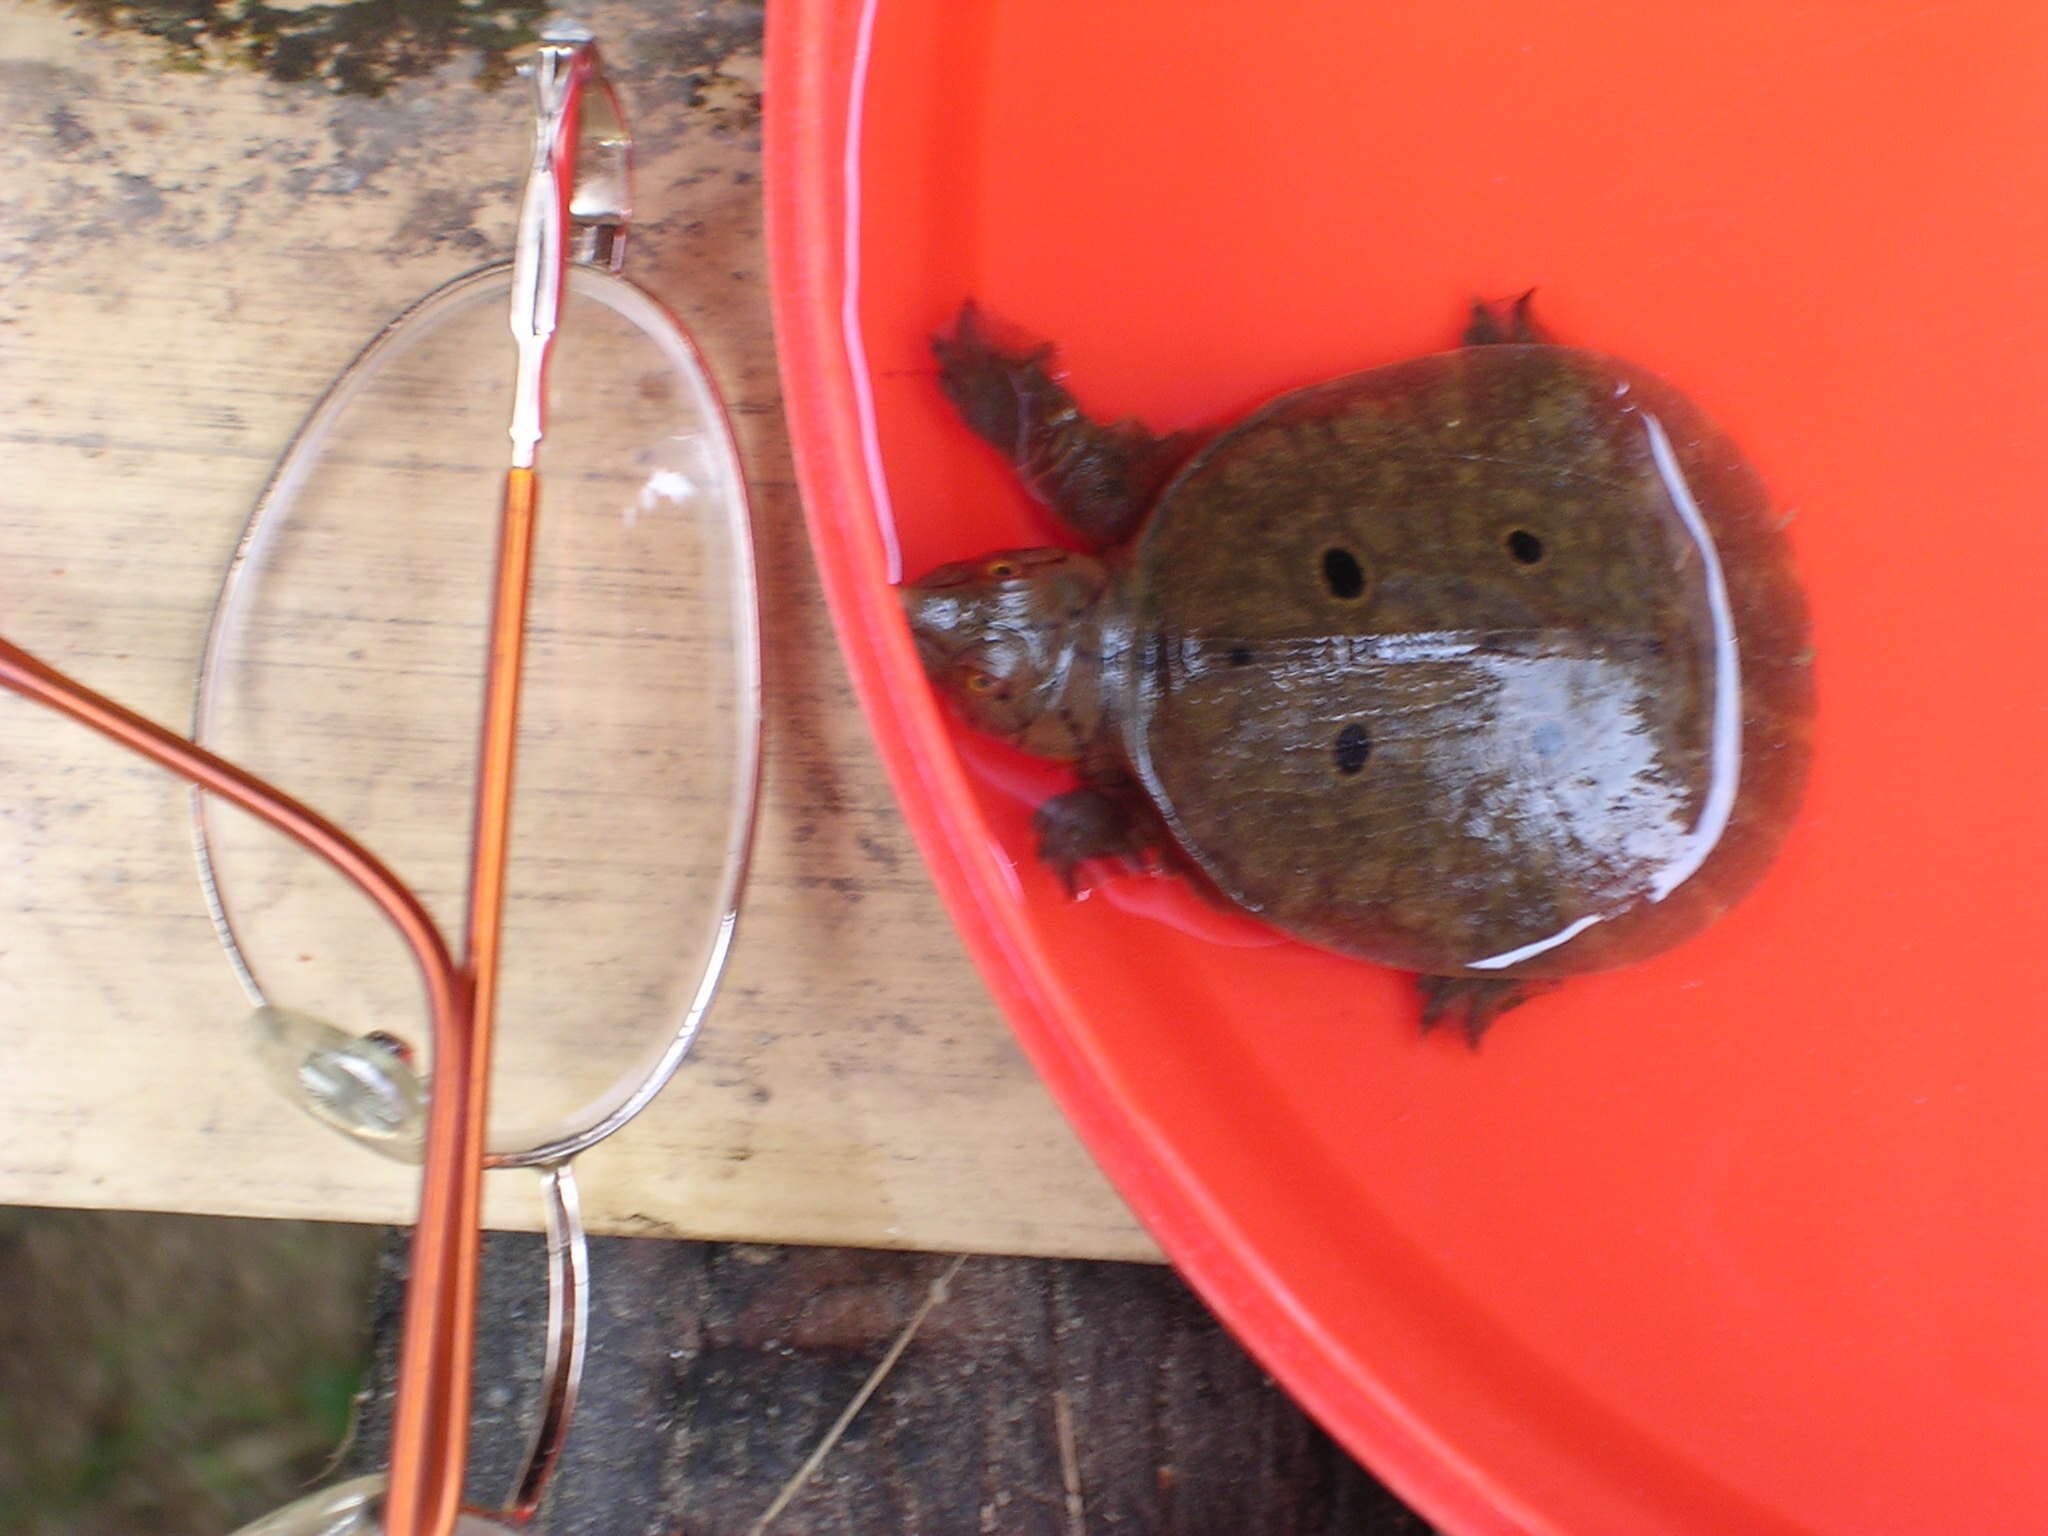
[0,1208,384,1535]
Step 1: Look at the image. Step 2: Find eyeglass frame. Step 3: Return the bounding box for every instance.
[0,23,762,1536]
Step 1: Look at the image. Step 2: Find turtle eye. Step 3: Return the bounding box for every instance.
[985,558,1022,580]
[963,668,1003,696]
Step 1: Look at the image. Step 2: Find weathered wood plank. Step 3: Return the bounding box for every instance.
[0,0,1153,1260]
[345,1233,1435,1535]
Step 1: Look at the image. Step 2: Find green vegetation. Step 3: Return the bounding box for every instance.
[0,1209,383,1536]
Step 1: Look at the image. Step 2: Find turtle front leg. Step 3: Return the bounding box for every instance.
[1032,778,1170,894]
[1415,974,1552,1046]
[934,303,1190,549]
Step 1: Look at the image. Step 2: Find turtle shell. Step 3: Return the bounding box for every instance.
[1120,344,1812,980]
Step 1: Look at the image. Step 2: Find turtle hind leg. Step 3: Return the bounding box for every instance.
[1461,290,1553,347]
[1415,974,1551,1046]
[933,302,1191,549]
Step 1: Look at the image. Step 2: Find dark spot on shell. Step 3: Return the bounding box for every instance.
[1334,723,1371,775]
[1322,547,1366,600]
[1506,529,1545,565]
[1227,645,1254,667]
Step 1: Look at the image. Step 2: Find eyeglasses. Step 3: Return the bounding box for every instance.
[0,24,761,1536]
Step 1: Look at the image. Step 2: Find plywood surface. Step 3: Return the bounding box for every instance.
[0,1,1155,1262]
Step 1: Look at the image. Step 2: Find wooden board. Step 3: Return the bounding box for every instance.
[344,1232,1429,1535]
[0,1,1155,1262]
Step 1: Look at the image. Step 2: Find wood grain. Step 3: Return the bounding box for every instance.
[342,1233,1432,1535]
[0,2,1156,1261]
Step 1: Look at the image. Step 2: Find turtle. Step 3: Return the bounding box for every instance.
[902,297,1814,1040]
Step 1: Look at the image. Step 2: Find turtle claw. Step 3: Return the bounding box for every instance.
[1048,852,1148,899]
[1416,975,1548,1046]
[933,302,1064,460]
[1033,784,1159,897]
[1462,290,1552,347]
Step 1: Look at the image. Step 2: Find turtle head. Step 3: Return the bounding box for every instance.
[901,547,1113,761]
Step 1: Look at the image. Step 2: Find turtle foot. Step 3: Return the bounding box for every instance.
[1415,974,1550,1046]
[933,302,1188,548]
[1462,290,1552,346]
[1032,784,1162,895]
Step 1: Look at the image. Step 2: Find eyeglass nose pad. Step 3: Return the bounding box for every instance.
[246,1005,426,1162]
